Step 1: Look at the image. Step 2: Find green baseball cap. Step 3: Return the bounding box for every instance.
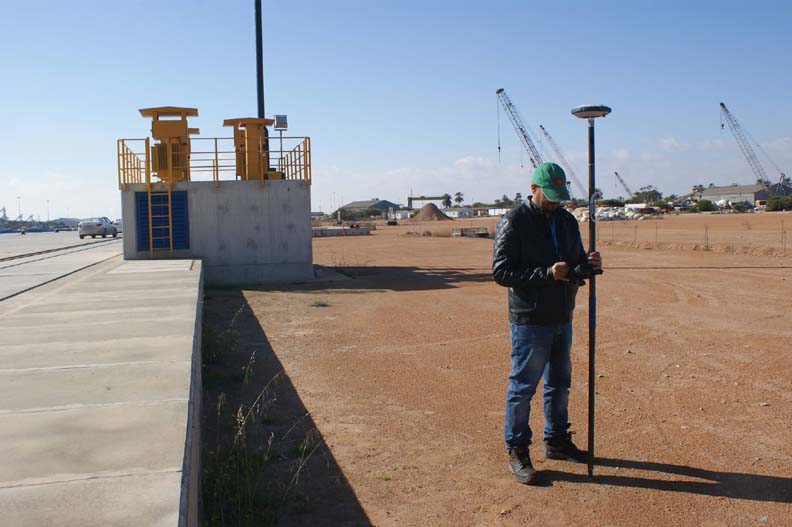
[532,162,570,202]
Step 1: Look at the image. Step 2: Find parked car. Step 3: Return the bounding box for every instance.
[78,217,118,239]
[113,219,123,233]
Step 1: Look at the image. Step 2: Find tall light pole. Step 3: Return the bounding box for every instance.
[47,200,50,222]
[17,196,21,219]
[571,104,611,478]
[254,0,270,155]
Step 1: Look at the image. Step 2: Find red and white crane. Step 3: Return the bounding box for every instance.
[720,102,787,193]
[539,124,586,198]
[613,171,634,200]
[496,88,544,169]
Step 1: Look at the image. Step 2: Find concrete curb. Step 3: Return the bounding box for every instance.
[179,260,203,527]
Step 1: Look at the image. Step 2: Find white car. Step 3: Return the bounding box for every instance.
[78,217,118,239]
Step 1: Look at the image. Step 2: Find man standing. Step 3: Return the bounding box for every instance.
[492,162,602,485]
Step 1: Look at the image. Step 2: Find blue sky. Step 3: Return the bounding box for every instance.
[1,0,790,218]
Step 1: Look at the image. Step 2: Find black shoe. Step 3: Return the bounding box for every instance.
[508,446,539,485]
[544,432,588,463]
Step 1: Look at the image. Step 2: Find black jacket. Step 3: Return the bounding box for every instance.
[492,200,588,325]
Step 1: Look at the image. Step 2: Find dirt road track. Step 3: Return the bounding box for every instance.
[211,218,791,526]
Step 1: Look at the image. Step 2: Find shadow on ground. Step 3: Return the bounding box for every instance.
[202,289,372,527]
[220,265,495,294]
[543,457,792,503]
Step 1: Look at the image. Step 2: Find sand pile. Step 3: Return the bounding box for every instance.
[412,203,451,221]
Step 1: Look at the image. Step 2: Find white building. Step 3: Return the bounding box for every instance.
[442,207,473,218]
[391,210,411,220]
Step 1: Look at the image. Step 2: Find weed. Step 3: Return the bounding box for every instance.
[202,324,239,366]
[329,253,372,277]
[310,300,329,307]
[202,313,327,526]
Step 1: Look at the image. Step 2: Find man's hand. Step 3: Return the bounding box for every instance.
[551,262,570,281]
[588,251,602,271]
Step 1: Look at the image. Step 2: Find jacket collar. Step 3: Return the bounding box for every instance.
[525,197,558,220]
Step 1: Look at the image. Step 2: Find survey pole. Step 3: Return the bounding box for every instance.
[571,104,611,478]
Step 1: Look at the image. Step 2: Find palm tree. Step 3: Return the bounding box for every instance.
[514,192,523,205]
[442,193,452,208]
[454,192,464,206]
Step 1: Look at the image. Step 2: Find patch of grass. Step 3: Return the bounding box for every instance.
[383,474,393,481]
[202,434,277,527]
[202,314,326,526]
[202,324,239,366]
[310,300,329,308]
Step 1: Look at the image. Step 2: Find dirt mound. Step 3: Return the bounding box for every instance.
[412,203,451,221]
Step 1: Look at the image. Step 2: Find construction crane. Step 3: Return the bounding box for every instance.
[496,88,544,169]
[0,206,7,221]
[719,102,787,193]
[613,171,634,199]
[538,125,585,198]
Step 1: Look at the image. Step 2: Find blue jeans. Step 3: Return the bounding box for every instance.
[504,322,573,448]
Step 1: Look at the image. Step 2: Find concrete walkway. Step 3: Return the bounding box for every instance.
[0,240,123,300]
[0,256,202,527]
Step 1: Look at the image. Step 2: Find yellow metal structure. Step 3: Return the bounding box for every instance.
[117,106,312,254]
[223,117,284,183]
[140,107,199,185]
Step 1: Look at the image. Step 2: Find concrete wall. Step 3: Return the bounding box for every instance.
[122,180,313,284]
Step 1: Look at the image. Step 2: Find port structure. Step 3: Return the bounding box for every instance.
[117,107,311,257]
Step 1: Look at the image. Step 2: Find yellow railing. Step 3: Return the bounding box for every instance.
[117,139,145,189]
[278,137,312,185]
[117,136,312,189]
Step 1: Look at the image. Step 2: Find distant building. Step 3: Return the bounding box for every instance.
[391,210,411,220]
[339,199,401,212]
[487,207,512,216]
[443,207,473,218]
[696,183,792,205]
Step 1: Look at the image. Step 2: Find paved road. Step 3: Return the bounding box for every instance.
[0,231,120,260]
[0,240,123,301]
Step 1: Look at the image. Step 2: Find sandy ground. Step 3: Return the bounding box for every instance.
[206,212,791,526]
[388,211,792,256]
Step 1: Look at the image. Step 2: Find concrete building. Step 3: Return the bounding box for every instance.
[339,199,401,212]
[442,207,473,218]
[118,106,313,285]
[120,180,313,285]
